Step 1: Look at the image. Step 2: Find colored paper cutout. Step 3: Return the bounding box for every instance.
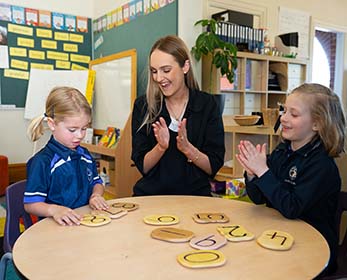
[4,69,29,80]
[55,60,71,69]
[70,53,90,64]
[38,10,51,28]
[30,63,54,70]
[11,58,28,70]
[8,23,33,36]
[54,32,69,41]
[41,40,57,49]
[69,33,83,43]
[47,51,69,61]
[36,28,52,38]
[10,47,27,57]
[17,37,34,48]
[63,43,78,52]
[29,50,45,60]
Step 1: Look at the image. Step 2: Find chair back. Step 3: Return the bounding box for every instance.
[3,180,33,253]
[337,192,347,268]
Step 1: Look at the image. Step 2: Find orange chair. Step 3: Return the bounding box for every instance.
[0,155,9,196]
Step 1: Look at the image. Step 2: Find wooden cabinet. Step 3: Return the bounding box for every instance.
[202,52,308,115]
[216,116,280,180]
[81,115,141,198]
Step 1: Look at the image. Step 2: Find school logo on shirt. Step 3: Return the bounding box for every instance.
[288,166,297,181]
[87,167,93,182]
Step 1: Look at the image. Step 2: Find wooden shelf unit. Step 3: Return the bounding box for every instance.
[202,52,308,115]
[219,115,280,179]
[81,115,141,198]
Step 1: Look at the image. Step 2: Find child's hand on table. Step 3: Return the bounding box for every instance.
[52,205,82,226]
[89,193,109,211]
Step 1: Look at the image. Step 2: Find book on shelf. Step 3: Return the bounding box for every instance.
[98,127,121,148]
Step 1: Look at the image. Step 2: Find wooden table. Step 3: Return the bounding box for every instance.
[13,196,329,280]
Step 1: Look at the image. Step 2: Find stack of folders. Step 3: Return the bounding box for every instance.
[216,21,265,53]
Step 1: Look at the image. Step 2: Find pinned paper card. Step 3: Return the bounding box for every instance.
[143,214,179,226]
[80,214,111,227]
[151,227,194,243]
[257,230,294,250]
[177,250,226,269]
[217,225,255,242]
[192,213,229,224]
[189,234,227,250]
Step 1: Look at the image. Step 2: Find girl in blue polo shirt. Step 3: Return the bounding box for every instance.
[236,83,346,276]
[24,86,108,226]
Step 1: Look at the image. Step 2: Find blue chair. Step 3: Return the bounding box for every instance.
[0,180,33,280]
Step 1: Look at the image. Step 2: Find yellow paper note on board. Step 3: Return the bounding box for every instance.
[30,63,54,70]
[17,37,34,48]
[63,43,78,52]
[54,32,69,41]
[10,47,27,57]
[71,63,88,70]
[29,50,45,60]
[85,70,96,105]
[4,69,29,80]
[41,40,57,49]
[70,54,90,64]
[8,23,33,36]
[56,60,71,69]
[11,59,28,70]
[69,33,83,43]
[36,28,52,38]
[47,51,69,61]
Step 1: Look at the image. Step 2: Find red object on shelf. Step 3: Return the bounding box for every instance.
[0,155,9,196]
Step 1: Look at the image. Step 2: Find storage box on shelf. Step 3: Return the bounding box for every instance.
[81,115,141,198]
[216,116,280,180]
[202,51,307,115]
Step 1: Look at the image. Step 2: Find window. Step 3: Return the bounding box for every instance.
[312,27,344,96]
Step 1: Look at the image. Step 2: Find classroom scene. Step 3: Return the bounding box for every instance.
[0,0,346,279]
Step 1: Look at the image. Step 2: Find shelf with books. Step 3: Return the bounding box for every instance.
[81,115,141,198]
[202,51,307,116]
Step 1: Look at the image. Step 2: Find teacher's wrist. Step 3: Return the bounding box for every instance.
[186,145,199,163]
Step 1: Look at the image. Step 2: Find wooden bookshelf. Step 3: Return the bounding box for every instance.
[81,115,141,198]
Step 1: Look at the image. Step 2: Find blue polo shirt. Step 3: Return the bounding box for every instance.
[24,136,103,209]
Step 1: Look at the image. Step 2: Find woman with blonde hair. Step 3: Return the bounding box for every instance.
[131,35,225,196]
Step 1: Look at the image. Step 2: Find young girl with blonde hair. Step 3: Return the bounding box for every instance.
[237,83,346,276]
[25,87,108,226]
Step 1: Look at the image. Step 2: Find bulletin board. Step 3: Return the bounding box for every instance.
[93,2,177,97]
[0,19,92,107]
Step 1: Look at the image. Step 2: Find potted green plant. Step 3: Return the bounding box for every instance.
[191,18,238,93]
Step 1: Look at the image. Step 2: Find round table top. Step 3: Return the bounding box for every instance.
[13,195,329,280]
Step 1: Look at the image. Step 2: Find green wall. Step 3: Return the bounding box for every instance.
[93,2,178,96]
